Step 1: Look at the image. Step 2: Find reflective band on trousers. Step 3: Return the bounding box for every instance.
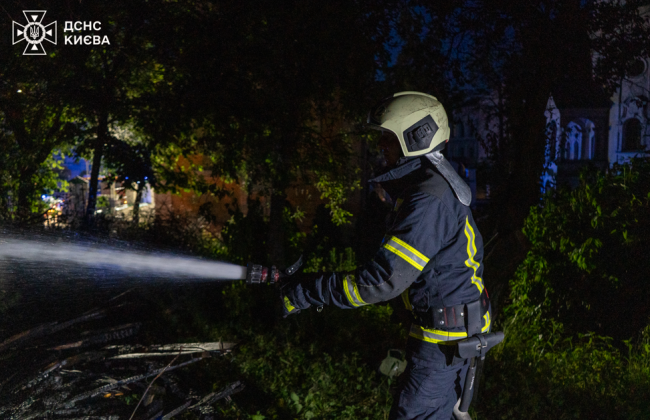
[383,236,430,271]
[463,217,485,294]
[343,275,368,307]
[409,324,468,344]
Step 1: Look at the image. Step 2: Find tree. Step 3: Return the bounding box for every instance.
[391,0,650,236]
[101,125,156,225]
[145,0,398,264]
[0,2,79,221]
[50,0,179,226]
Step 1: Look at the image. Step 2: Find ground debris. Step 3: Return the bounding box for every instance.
[0,290,241,419]
[190,381,245,413]
[49,323,142,351]
[106,341,237,359]
[64,357,203,407]
[156,381,244,419]
[0,310,105,353]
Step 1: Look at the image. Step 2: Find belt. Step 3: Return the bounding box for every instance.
[412,289,490,331]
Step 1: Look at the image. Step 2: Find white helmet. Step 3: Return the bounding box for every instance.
[367,91,451,157]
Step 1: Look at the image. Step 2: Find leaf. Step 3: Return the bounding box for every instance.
[290,392,300,403]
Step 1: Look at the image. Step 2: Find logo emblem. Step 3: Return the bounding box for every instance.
[12,11,57,55]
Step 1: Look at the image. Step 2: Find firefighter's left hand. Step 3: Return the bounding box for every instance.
[278,276,310,318]
[277,256,307,318]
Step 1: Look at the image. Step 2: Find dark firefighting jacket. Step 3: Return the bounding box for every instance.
[283,156,490,345]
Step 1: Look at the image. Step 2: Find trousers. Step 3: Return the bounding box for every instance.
[389,340,468,420]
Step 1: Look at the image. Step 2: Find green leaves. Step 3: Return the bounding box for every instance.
[314,172,361,226]
[479,160,650,419]
[510,160,650,339]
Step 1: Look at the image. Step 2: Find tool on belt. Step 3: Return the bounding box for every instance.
[413,289,504,416]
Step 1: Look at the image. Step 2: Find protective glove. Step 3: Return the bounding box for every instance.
[280,277,307,317]
[276,256,310,318]
[245,256,318,318]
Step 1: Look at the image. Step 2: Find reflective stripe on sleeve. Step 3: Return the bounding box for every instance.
[343,275,368,307]
[409,324,468,344]
[383,236,430,271]
[463,217,485,294]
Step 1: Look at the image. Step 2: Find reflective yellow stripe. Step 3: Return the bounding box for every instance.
[482,310,491,333]
[343,275,367,307]
[383,237,430,271]
[401,289,412,311]
[283,296,296,312]
[409,324,468,344]
[391,236,429,262]
[394,198,404,212]
[463,217,484,294]
[384,244,424,270]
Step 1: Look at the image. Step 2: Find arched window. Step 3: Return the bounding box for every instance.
[623,118,642,151]
[573,142,579,160]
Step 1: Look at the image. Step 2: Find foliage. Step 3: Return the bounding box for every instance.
[391,0,650,234]
[203,246,404,419]
[314,173,361,226]
[0,45,78,221]
[149,0,398,260]
[302,247,357,274]
[477,160,650,419]
[138,226,405,419]
[229,336,393,419]
[590,0,650,92]
[507,160,650,340]
[217,198,308,266]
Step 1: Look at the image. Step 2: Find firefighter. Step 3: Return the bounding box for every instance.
[280,91,491,420]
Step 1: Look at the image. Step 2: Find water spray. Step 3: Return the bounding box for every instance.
[0,238,301,284]
[0,238,246,281]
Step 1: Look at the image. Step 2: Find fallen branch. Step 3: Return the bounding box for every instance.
[49,323,141,351]
[189,381,245,412]
[106,341,237,359]
[63,356,202,407]
[128,346,183,420]
[0,310,105,353]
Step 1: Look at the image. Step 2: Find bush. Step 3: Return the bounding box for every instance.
[477,160,650,420]
[179,247,406,419]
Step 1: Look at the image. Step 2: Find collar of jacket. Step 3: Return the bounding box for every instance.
[369,157,434,200]
[368,157,423,184]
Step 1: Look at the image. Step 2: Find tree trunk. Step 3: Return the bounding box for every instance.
[132,182,144,226]
[86,115,108,225]
[16,169,34,221]
[267,190,287,265]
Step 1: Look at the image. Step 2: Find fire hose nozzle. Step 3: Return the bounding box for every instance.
[246,263,280,285]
